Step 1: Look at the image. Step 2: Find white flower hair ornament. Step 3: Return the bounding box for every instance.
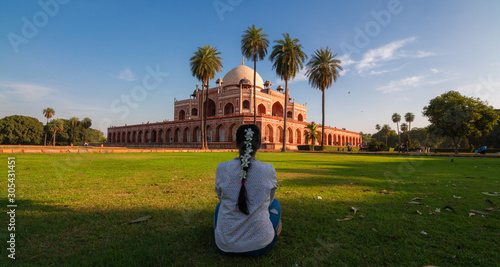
[240,128,254,183]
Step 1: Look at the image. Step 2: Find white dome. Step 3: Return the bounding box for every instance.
[222,65,264,89]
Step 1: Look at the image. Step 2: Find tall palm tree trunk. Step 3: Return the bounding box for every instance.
[253,54,257,124]
[200,83,206,150]
[397,122,401,144]
[44,119,48,146]
[321,89,325,151]
[204,81,209,149]
[52,130,57,146]
[408,122,411,146]
[282,80,288,152]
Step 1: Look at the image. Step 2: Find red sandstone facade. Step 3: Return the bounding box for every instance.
[107,64,361,150]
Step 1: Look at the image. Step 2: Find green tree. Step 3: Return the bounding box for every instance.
[404,112,415,146]
[69,117,79,145]
[304,123,321,151]
[241,24,269,125]
[48,119,64,146]
[360,132,372,145]
[43,107,55,146]
[375,124,381,142]
[471,109,500,148]
[381,124,391,146]
[392,113,401,144]
[269,33,307,152]
[423,91,499,154]
[306,47,343,151]
[0,115,44,144]
[190,45,223,149]
[81,117,92,144]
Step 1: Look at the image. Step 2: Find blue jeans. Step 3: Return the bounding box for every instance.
[214,198,281,256]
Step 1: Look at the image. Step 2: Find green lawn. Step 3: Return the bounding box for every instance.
[1,152,499,266]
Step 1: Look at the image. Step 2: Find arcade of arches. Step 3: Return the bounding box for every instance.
[108,120,362,148]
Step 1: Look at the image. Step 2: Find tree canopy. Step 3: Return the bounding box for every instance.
[0,115,44,145]
[423,90,499,153]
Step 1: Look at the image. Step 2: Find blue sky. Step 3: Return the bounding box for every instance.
[1,0,499,135]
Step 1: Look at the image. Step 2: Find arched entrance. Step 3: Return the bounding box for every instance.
[224,103,234,115]
[265,125,273,142]
[179,110,186,120]
[258,103,266,115]
[272,102,283,117]
[205,99,216,117]
[217,125,225,142]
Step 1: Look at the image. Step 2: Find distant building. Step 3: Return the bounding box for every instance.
[107,63,361,150]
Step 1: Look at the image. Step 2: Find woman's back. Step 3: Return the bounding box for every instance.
[214,158,277,253]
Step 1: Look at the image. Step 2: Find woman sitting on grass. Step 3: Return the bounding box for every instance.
[214,124,281,256]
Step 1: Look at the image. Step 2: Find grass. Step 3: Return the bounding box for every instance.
[1,152,499,266]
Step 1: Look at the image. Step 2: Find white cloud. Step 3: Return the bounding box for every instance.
[355,37,434,74]
[0,82,55,101]
[116,68,136,81]
[376,76,423,93]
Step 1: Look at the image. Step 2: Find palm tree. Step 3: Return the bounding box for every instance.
[404,112,415,146]
[400,123,408,141]
[304,123,321,151]
[269,33,307,152]
[392,113,401,144]
[241,25,269,125]
[43,107,55,146]
[306,47,343,151]
[381,124,391,146]
[375,124,381,142]
[190,45,223,149]
[69,117,79,145]
[81,117,92,145]
[48,119,64,146]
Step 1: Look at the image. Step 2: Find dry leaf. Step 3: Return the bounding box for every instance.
[359,215,366,218]
[469,212,476,217]
[336,215,354,222]
[128,216,152,224]
[420,231,428,235]
[426,209,436,215]
[317,196,322,200]
[285,191,296,194]
[379,190,394,194]
[407,201,423,205]
[362,189,371,192]
[351,207,359,213]
[470,210,491,216]
[411,197,422,201]
[486,199,497,207]
[416,210,423,215]
[482,192,500,196]
[443,205,457,213]
[485,207,495,211]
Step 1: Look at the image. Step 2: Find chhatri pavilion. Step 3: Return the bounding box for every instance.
[107,62,361,150]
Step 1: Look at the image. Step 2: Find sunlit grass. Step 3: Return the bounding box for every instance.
[1,152,498,266]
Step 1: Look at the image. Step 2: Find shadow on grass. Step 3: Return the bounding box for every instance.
[4,192,498,266]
